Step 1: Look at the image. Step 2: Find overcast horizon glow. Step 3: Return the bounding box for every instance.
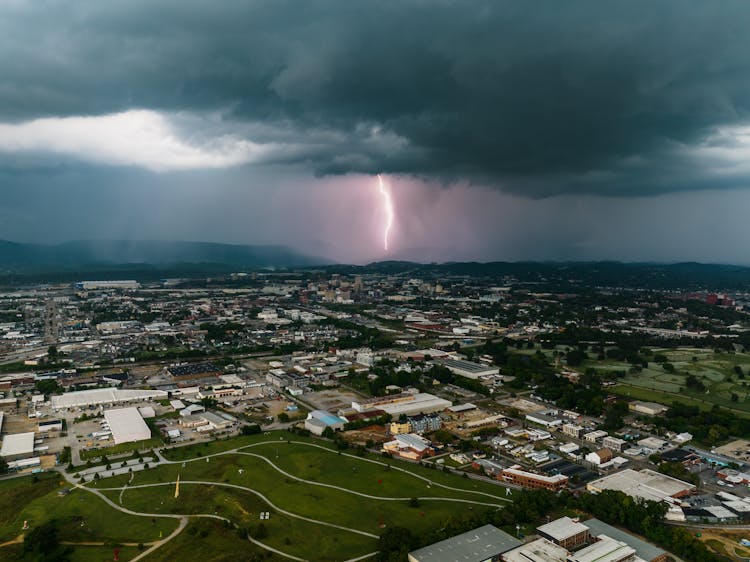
[3,1,750,264]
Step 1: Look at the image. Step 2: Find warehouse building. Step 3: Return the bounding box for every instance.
[408,524,521,562]
[568,535,636,562]
[629,401,668,416]
[352,392,451,417]
[502,538,568,562]
[525,412,563,428]
[103,407,151,445]
[587,468,695,503]
[0,432,36,461]
[433,358,500,379]
[304,410,347,436]
[51,388,167,409]
[582,519,667,562]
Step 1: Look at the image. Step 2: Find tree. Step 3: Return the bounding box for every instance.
[377,527,417,562]
[24,520,71,561]
[35,379,61,396]
[277,412,290,423]
[241,424,261,435]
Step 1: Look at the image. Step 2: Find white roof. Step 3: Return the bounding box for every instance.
[0,432,35,457]
[569,536,635,562]
[588,469,695,502]
[169,400,186,410]
[503,538,568,562]
[51,388,167,409]
[379,393,452,416]
[395,433,431,452]
[103,407,151,445]
[537,517,589,541]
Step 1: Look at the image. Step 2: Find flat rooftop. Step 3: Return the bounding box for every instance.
[51,388,167,409]
[436,358,498,373]
[379,393,452,416]
[568,535,635,562]
[587,468,695,502]
[582,519,666,562]
[0,432,35,457]
[502,538,568,562]
[409,524,521,562]
[537,516,589,541]
[103,407,151,445]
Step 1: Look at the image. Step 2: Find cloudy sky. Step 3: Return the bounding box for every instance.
[2,1,750,264]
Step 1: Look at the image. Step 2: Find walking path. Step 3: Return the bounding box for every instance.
[52,436,512,561]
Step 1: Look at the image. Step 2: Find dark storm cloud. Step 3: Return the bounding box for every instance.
[2,1,750,195]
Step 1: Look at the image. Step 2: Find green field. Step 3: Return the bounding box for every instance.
[0,473,178,562]
[591,347,750,414]
[141,519,278,562]
[83,431,511,561]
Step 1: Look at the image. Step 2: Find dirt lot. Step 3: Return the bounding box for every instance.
[304,389,361,411]
[714,439,750,463]
[693,528,750,560]
[342,425,389,446]
[2,414,36,435]
[501,397,546,413]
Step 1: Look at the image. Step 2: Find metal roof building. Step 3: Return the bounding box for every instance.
[501,538,568,562]
[408,524,521,562]
[582,518,667,561]
[0,432,36,460]
[587,468,695,503]
[103,407,151,445]
[51,388,167,409]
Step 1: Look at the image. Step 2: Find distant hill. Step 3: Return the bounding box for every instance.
[321,260,750,291]
[0,239,327,273]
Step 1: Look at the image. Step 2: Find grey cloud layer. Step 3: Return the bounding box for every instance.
[2,1,750,195]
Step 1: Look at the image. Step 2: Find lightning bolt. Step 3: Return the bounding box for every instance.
[378,174,394,252]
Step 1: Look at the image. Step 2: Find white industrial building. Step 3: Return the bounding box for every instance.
[0,432,36,460]
[434,358,499,379]
[51,388,168,409]
[103,407,151,445]
[75,280,140,290]
[587,468,696,504]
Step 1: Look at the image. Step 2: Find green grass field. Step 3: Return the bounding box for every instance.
[588,347,750,414]
[142,519,280,562]
[83,431,511,561]
[0,473,178,562]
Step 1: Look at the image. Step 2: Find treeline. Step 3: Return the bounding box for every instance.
[654,402,750,443]
[377,489,729,562]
